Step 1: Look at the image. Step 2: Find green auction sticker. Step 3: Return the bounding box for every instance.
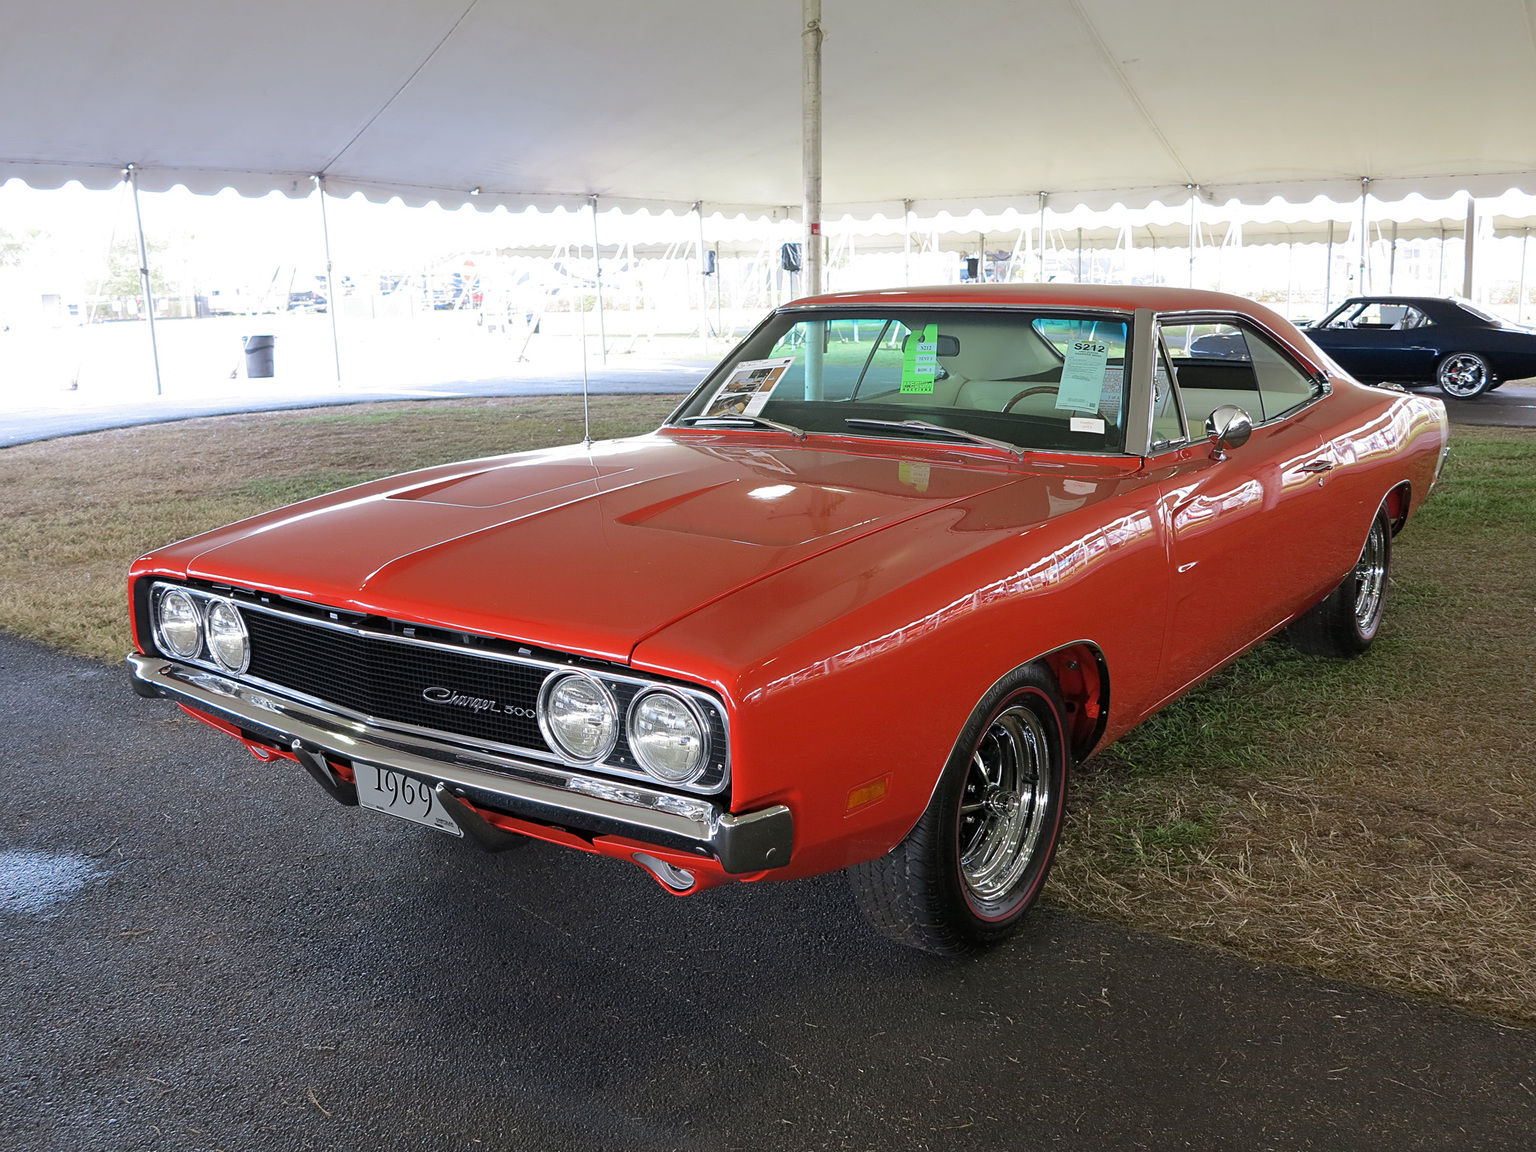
[900,323,940,393]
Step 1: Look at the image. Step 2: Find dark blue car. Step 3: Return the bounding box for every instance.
[1303,295,1536,399]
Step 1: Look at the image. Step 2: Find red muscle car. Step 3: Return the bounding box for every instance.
[127,285,1449,955]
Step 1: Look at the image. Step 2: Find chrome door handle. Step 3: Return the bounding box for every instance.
[1299,460,1335,474]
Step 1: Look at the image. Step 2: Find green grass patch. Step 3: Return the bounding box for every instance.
[1053,425,1536,1022]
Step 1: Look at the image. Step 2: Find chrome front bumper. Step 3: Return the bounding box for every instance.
[127,653,792,874]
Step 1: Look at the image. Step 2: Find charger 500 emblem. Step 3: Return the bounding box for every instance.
[421,686,534,718]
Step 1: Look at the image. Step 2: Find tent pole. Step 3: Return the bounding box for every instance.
[1324,219,1335,312]
[1437,227,1446,294]
[127,165,163,396]
[1462,195,1476,300]
[1389,221,1399,292]
[579,243,591,445]
[1038,192,1047,281]
[1186,185,1199,288]
[590,195,607,363]
[1520,229,1530,324]
[902,204,910,285]
[802,0,824,297]
[694,200,712,338]
[1358,177,1371,294]
[317,176,342,383]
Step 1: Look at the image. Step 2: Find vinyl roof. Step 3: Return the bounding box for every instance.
[5,0,1536,218]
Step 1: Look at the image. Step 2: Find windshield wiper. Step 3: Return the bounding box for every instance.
[677,413,808,440]
[844,418,1025,459]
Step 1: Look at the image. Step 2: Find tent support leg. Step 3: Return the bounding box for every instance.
[590,195,607,364]
[127,165,163,396]
[1186,185,1199,288]
[1358,177,1371,295]
[903,199,913,285]
[694,201,712,339]
[1520,229,1530,325]
[1324,219,1335,312]
[1463,196,1476,300]
[1037,192,1047,282]
[317,176,342,383]
[802,0,823,297]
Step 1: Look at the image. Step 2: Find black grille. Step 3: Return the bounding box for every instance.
[245,611,551,750]
[235,604,730,791]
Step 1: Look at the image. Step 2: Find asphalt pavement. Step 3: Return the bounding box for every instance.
[0,361,708,449]
[3,631,1535,1151]
[1435,379,1536,425]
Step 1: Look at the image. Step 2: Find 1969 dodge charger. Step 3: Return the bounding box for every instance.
[127,285,1449,955]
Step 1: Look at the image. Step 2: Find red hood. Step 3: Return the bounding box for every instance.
[143,432,1030,662]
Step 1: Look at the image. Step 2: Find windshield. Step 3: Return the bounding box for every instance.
[674,308,1134,454]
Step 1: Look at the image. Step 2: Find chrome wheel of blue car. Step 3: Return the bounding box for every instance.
[1437,352,1495,399]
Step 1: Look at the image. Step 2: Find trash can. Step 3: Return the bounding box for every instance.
[244,335,275,378]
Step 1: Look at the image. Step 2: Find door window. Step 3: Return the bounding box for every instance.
[1327,301,1430,330]
[1160,318,1322,426]
[1151,340,1186,448]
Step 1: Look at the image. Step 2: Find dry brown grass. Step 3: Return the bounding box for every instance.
[0,394,678,660]
[2,403,1533,1021]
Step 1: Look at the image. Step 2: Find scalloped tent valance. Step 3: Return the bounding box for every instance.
[4,0,1536,218]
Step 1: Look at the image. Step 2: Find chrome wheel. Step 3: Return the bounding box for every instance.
[1353,515,1388,632]
[958,704,1052,912]
[847,666,1068,954]
[1437,352,1492,398]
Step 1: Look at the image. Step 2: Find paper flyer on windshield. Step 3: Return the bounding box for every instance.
[1054,338,1111,413]
[700,357,795,419]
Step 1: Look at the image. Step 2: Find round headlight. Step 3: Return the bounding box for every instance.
[204,599,250,673]
[628,690,707,784]
[538,673,618,763]
[156,588,203,658]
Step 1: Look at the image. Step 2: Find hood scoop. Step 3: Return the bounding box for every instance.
[391,462,613,508]
[619,479,912,547]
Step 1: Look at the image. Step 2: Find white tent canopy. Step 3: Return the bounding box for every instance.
[6,0,1536,218]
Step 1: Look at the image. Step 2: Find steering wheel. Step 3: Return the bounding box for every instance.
[1002,386,1058,413]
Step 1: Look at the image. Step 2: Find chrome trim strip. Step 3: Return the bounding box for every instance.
[127,652,791,874]
[776,302,1137,317]
[149,581,732,796]
[1125,308,1156,457]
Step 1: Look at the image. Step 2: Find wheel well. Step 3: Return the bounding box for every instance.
[1384,480,1411,535]
[1041,642,1110,763]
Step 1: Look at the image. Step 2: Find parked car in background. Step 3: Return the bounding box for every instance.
[1304,294,1536,399]
[127,285,1448,956]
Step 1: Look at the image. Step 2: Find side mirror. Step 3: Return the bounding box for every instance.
[1204,404,1253,460]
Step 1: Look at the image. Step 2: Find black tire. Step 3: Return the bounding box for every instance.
[846,664,1068,956]
[1436,352,1496,399]
[1287,504,1392,658]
